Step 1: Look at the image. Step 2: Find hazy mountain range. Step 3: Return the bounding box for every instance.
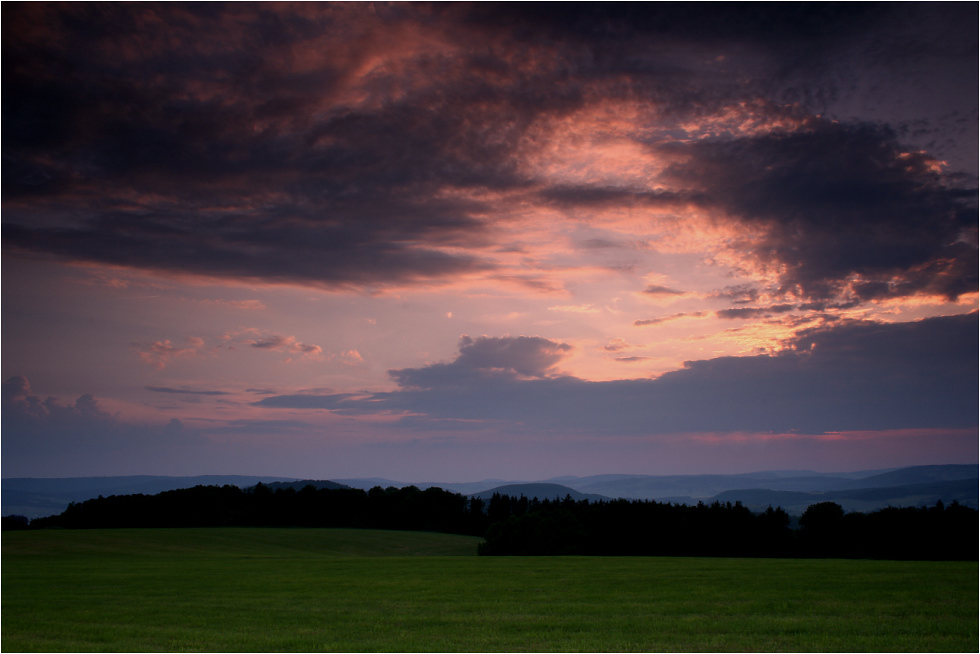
[1,475,291,519]
[3,465,976,519]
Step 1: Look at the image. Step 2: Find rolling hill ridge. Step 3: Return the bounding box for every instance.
[3,464,975,518]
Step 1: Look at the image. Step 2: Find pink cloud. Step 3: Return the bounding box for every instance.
[198,299,266,310]
[222,328,323,361]
[634,311,710,327]
[602,337,634,352]
[341,350,365,366]
[133,338,206,369]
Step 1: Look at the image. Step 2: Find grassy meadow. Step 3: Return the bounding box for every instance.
[2,527,976,652]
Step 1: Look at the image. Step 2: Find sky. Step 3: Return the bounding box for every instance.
[2,2,977,481]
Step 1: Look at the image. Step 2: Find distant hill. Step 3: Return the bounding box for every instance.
[333,478,520,495]
[545,465,978,506]
[330,478,407,491]
[710,479,979,514]
[846,465,978,489]
[468,483,608,502]
[412,480,522,495]
[2,475,298,519]
[541,473,855,500]
[465,471,978,513]
[258,480,353,492]
[5,464,975,519]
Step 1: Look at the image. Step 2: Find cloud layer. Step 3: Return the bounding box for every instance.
[655,123,978,302]
[3,4,975,307]
[255,314,978,436]
[2,4,976,480]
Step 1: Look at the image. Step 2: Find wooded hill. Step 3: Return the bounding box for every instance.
[6,465,974,519]
[9,483,977,560]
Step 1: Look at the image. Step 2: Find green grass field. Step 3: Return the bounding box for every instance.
[3,528,976,652]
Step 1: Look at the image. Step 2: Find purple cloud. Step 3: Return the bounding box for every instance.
[254,314,978,436]
[388,336,572,389]
[3,3,973,306]
[2,377,207,477]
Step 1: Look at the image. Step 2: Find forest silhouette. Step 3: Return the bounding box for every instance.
[7,483,976,560]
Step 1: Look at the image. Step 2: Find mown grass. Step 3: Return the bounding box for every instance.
[2,528,976,652]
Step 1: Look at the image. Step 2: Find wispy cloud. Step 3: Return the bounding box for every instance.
[642,285,686,297]
[548,304,601,314]
[716,305,796,320]
[634,312,710,327]
[602,338,634,352]
[132,338,207,369]
[145,386,231,396]
[198,299,266,310]
[222,329,323,360]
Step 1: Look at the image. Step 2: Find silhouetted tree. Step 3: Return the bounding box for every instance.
[2,515,30,530]
[799,501,845,556]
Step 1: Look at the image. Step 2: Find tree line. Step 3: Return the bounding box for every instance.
[22,484,488,536]
[7,483,977,560]
[478,495,977,560]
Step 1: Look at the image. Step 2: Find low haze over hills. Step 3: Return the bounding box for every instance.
[4,465,975,519]
[468,483,608,503]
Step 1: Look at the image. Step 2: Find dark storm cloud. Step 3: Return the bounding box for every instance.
[657,122,978,302]
[2,3,976,301]
[542,120,978,305]
[1,3,526,286]
[454,2,887,106]
[254,314,978,435]
[458,2,883,47]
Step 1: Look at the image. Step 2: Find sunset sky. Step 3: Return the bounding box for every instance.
[3,3,977,481]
